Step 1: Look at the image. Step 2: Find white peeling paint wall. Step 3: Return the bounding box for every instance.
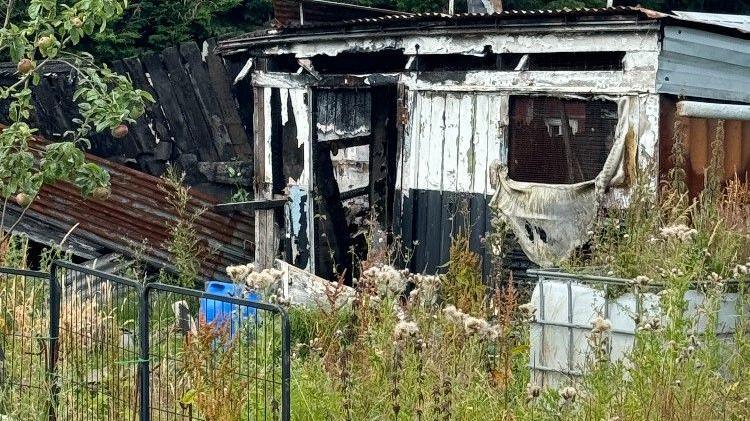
[397,91,508,196]
[397,79,661,203]
[262,29,660,58]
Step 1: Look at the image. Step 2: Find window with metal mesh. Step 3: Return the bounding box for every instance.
[507,96,618,184]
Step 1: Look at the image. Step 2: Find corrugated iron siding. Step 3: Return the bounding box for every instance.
[658,26,750,104]
[22,137,254,280]
[682,118,750,195]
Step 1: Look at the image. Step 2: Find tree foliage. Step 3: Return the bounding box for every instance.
[0,0,151,242]
[4,1,749,62]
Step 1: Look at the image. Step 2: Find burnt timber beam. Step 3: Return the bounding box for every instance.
[214,197,289,214]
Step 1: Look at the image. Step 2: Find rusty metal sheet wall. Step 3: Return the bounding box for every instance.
[682,117,750,195]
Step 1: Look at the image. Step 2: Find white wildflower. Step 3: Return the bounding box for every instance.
[393,321,419,341]
[659,224,698,242]
[591,316,612,334]
[463,315,490,336]
[518,303,536,320]
[442,305,465,323]
[364,265,407,297]
[559,386,577,403]
[631,275,651,287]
[226,263,254,283]
[526,382,541,400]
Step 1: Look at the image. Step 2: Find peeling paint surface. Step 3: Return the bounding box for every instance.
[402,91,508,195]
[262,31,660,58]
[402,70,657,94]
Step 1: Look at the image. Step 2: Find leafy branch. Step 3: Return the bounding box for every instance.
[0,0,152,241]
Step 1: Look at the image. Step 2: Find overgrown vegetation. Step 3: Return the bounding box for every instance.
[4,1,748,62]
[159,165,205,289]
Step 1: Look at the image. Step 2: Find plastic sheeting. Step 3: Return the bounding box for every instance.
[529,278,742,387]
[489,97,632,267]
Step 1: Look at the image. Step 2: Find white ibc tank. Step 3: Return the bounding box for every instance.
[528,273,742,387]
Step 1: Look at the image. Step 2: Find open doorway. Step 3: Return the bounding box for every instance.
[310,85,399,283]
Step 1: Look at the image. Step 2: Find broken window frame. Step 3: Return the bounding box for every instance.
[506,95,619,185]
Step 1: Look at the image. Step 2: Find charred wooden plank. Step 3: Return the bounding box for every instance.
[110,59,154,158]
[313,142,353,285]
[413,189,429,273]
[424,190,443,274]
[439,190,458,273]
[179,42,233,160]
[224,56,254,153]
[214,197,288,213]
[121,57,172,157]
[399,190,414,269]
[204,38,252,159]
[161,46,219,161]
[197,160,252,184]
[140,52,196,156]
[469,193,487,263]
[339,186,369,201]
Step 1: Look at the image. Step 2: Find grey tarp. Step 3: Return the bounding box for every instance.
[489,97,632,267]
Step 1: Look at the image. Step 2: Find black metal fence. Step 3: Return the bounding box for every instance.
[0,267,50,419]
[0,261,290,420]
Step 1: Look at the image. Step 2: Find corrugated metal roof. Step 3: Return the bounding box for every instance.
[7,135,254,280]
[672,11,750,33]
[218,5,750,55]
[218,6,665,54]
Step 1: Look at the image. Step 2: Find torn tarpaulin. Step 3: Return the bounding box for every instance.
[489,97,632,267]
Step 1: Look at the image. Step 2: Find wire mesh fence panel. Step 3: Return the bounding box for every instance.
[144,283,290,421]
[0,267,50,419]
[50,261,143,420]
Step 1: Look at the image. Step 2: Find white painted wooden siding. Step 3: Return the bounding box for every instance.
[401,91,509,195]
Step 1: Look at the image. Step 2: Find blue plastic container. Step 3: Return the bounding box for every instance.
[199,281,261,338]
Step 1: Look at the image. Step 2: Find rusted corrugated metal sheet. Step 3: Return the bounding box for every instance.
[680,118,750,195]
[660,100,750,196]
[8,136,254,280]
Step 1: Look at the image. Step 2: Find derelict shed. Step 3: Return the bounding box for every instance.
[217,4,750,282]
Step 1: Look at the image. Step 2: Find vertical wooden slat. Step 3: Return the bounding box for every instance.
[413,190,429,273]
[405,91,422,192]
[179,42,233,160]
[417,93,433,191]
[472,94,490,194]
[457,94,475,193]
[254,86,273,269]
[162,46,219,161]
[485,94,507,196]
[469,194,487,259]
[140,52,197,157]
[426,93,446,191]
[425,190,443,274]
[203,38,253,158]
[442,93,460,193]
[110,60,150,158]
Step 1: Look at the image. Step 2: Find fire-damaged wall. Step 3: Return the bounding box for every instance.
[241,33,662,280]
[221,8,724,280]
[395,86,659,274]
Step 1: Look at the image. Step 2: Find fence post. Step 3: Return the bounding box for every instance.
[47,264,61,421]
[281,311,291,421]
[139,285,150,421]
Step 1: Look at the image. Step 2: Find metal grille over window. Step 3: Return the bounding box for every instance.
[507,97,618,184]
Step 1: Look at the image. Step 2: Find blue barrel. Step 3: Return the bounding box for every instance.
[199,281,261,338]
